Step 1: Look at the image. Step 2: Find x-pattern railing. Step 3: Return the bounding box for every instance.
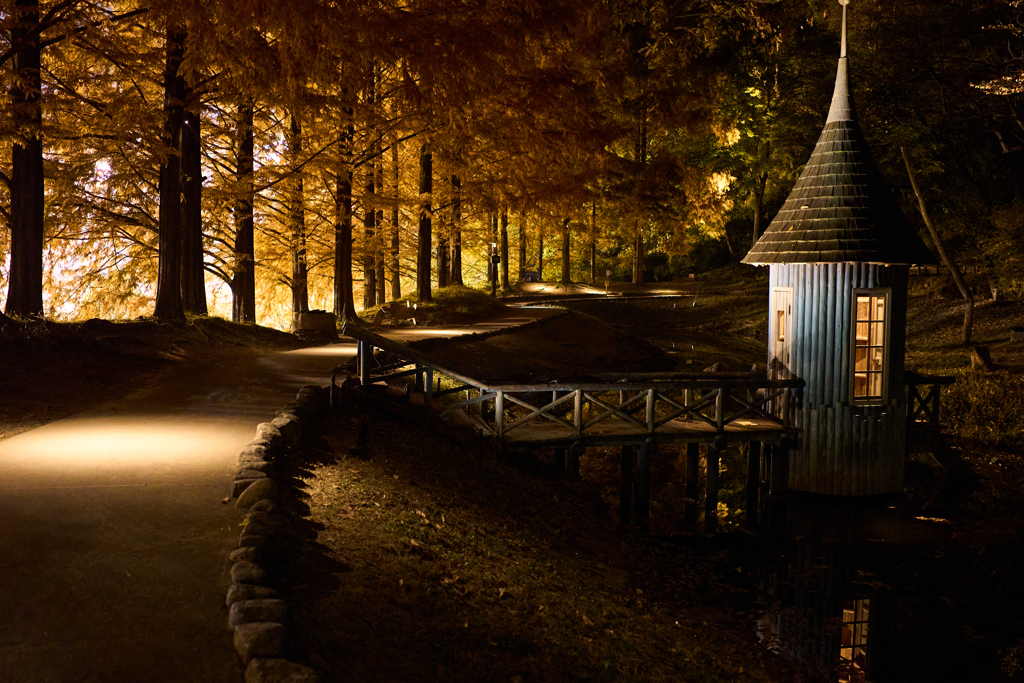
[341,321,803,443]
[905,371,954,429]
[440,379,803,440]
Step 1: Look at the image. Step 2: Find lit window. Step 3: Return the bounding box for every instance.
[776,309,786,342]
[838,598,870,682]
[853,293,887,401]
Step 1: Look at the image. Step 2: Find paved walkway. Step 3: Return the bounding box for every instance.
[0,343,356,682]
[0,308,552,682]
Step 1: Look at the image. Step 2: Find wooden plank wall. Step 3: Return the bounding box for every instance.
[769,263,909,496]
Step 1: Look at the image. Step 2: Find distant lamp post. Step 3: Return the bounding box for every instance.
[490,242,500,297]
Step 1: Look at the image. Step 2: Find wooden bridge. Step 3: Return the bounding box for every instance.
[334,321,804,532]
[334,322,955,532]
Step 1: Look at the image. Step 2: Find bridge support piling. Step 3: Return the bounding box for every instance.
[746,440,762,531]
[620,445,634,525]
[636,438,654,528]
[684,442,700,529]
[567,441,583,482]
[554,448,566,473]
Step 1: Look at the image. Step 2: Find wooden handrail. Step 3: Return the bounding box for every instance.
[343,319,805,442]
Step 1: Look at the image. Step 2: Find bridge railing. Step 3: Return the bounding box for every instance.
[905,370,955,430]
[439,378,804,440]
[341,319,803,442]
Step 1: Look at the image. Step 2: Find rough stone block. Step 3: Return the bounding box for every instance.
[229,599,288,628]
[240,443,270,459]
[255,423,283,448]
[238,460,275,476]
[238,531,273,549]
[271,416,300,446]
[250,500,278,514]
[236,478,279,509]
[232,478,261,498]
[226,583,279,608]
[244,516,280,541]
[230,547,260,564]
[245,658,318,683]
[231,561,269,585]
[234,622,286,663]
[235,468,269,482]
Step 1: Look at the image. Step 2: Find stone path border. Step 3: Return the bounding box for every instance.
[224,384,322,683]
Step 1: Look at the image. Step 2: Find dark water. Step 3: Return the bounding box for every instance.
[736,499,1022,683]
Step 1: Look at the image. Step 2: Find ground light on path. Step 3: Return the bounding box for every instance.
[0,341,358,682]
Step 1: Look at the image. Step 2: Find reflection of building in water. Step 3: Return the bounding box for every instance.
[752,499,967,683]
[755,503,898,683]
[839,598,870,683]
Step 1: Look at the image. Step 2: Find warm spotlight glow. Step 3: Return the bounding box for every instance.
[0,414,249,488]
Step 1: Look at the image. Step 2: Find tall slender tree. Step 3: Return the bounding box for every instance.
[416,142,432,302]
[232,99,256,323]
[6,0,45,317]
[153,20,187,323]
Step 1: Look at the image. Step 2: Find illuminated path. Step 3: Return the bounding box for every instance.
[0,343,356,682]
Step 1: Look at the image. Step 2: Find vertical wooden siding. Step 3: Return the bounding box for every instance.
[769,263,909,495]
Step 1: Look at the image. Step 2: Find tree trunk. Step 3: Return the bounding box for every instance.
[390,138,401,301]
[153,21,187,323]
[181,107,207,316]
[437,178,449,289]
[489,214,498,288]
[363,160,377,309]
[518,212,527,284]
[288,114,308,323]
[901,147,973,344]
[500,208,509,291]
[632,224,644,287]
[334,117,356,321]
[416,143,432,302]
[450,174,462,286]
[560,217,571,284]
[232,100,256,323]
[590,203,597,285]
[537,225,544,281]
[6,0,44,318]
[751,170,767,249]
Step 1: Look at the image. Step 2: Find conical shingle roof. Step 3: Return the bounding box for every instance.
[742,4,934,266]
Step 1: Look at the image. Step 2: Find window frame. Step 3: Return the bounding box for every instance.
[850,288,891,405]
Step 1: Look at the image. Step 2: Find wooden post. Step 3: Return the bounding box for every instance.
[415,364,424,392]
[567,441,583,482]
[704,439,723,533]
[574,389,583,438]
[636,438,654,528]
[746,440,761,531]
[495,390,504,438]
[620,444,634,525]
[646,389,656,433]
[684,442,699,529]
[715,387,726,432]
[425,367,434,404]
[358,340,370,386]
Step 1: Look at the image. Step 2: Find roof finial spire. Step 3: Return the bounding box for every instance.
[840,0,850,59]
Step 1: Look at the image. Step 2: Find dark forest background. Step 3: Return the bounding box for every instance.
[1,0,1021,328]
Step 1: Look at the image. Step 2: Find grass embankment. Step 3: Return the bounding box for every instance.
[0,315,302,441]
[280,414,798,683]
[361,285,510,326]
